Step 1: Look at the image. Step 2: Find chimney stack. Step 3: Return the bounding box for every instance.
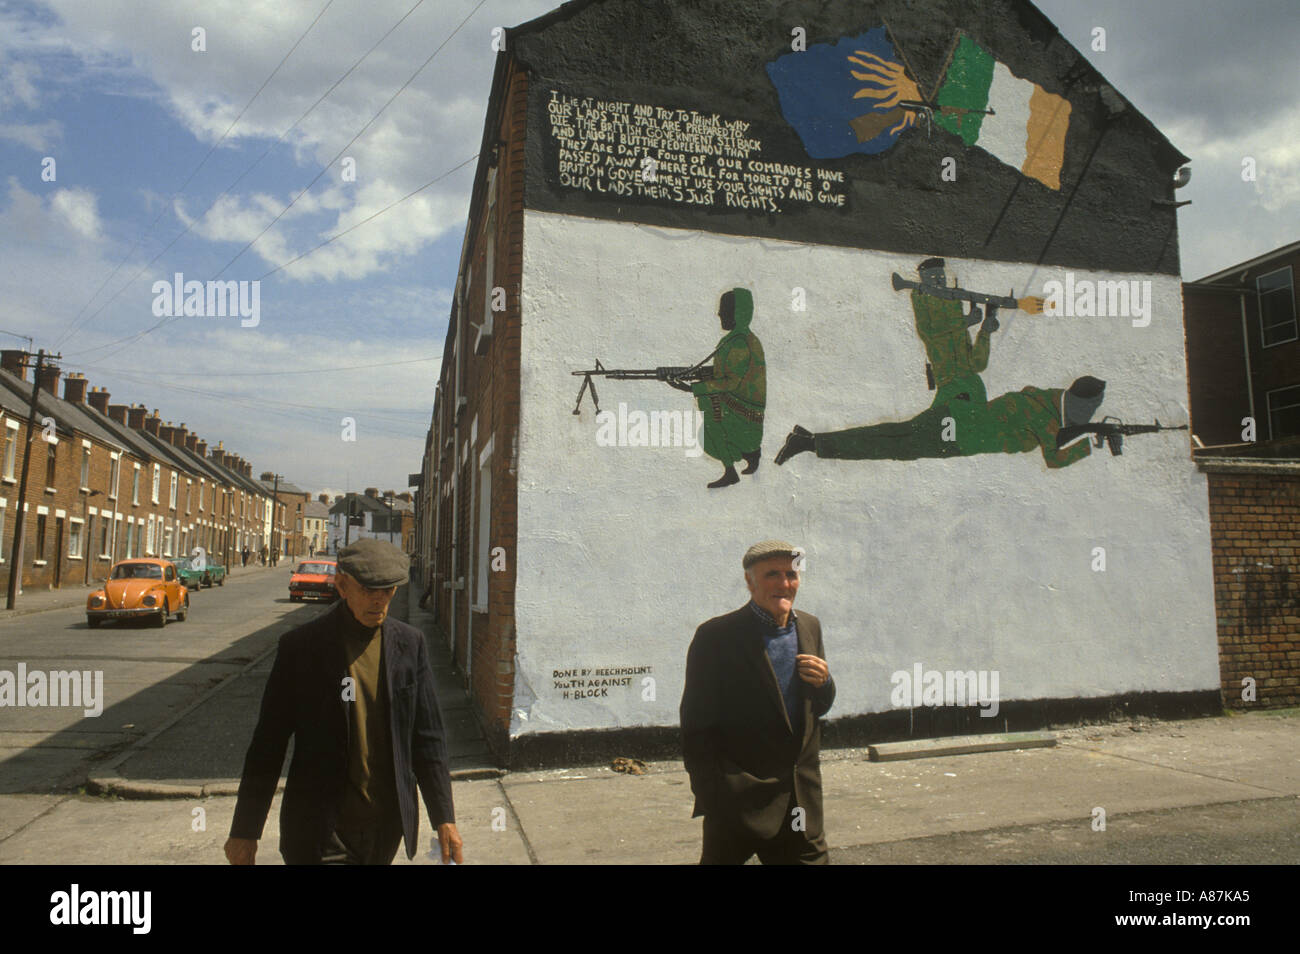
[143,409,162,436]
[87,387,111,414]
[0,350,29,379]
[185,433,199,452]
[63,373,89,404]
[127,405,147,429]
[37,363,61,396]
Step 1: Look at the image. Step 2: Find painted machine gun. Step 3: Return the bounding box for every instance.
[1055,417,1188,456]
[571,359,713,414]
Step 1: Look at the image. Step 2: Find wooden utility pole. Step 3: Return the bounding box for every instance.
[269,472,281,566]
[6,349,62,610]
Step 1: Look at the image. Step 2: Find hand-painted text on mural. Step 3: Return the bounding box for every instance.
[552,664,653,701]
[548,90,849,213]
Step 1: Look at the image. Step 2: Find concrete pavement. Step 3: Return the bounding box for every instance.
[0,706,1295,863]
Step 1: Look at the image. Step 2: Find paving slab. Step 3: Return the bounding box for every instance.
[822,740,1276,850]
[0,793,65,841]
[502,763,700,864]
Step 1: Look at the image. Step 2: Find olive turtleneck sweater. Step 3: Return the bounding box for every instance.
[334,604,400,841]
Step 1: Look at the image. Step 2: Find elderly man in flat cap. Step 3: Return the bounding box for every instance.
[680,540,835,864]
[225,538,463,865]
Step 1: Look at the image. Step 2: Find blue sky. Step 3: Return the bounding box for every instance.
[1,0,1296,495]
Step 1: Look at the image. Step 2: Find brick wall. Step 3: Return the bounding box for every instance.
[1202,460,1300,708]
[425,57,527,761]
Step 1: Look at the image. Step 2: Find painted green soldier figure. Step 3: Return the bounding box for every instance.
[909,257,1000,408]
[669,288,766,488]
[775,375,1107,469]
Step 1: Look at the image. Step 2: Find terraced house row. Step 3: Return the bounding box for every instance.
[0,350,304,593]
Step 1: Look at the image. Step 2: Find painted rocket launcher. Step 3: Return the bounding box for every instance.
[890,271,1044,314]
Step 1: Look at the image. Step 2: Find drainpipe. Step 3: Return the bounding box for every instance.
[431,384,442,624]
[449,275,465,670]
[1238,271,1256,431]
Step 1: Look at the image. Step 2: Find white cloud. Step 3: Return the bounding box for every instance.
[0,118,62,151]
[49,186,104,240]
[25,0,535,283]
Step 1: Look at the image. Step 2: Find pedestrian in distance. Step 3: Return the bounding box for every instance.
[225,538,463,865]
[680,539,834,864]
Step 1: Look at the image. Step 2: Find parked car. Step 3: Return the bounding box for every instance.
[199,556,226,588]
[289,560,338,602]
[170,554,227,589]
[87,558,189,628]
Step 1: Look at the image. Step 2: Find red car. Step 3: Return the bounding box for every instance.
[289,560,338,602]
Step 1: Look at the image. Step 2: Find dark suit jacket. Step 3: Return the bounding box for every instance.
[230,603,455,862]
[679,604,835,841]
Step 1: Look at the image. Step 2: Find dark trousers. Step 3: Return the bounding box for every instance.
[290,816,403,866]
[700,810,829,865]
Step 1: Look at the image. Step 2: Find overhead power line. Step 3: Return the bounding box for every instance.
[52,0,338,350]
[62,154,475,363]
[61,0,489,362]
[50,0,431,353]
[75,355,439,378]
[214,0,490,279]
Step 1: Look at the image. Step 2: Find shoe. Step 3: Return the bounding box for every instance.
[741,450,761,475]
[707,465,740,489]
[774,426,814,465]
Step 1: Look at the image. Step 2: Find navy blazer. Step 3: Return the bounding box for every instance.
[680,605,835,841]
[230,603,455,862]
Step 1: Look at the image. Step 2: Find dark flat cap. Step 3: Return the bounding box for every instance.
[337,539,408,588]
[743,539,801,569]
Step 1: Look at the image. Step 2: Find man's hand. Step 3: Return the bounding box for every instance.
[224,836,257,865]
[796,654,830,688]
[437,822,464,864]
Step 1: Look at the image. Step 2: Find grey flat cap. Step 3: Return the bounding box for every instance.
[743,539,801,569]
[337,539,408,588]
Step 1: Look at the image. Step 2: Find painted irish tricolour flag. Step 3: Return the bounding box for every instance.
[934,35,1071,190]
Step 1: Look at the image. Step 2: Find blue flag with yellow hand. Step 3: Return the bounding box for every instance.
[765,27,921,159]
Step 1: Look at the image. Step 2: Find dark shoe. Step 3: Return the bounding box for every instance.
[774,426,814,465]
[707,465,740,489]
[740,450,761,475]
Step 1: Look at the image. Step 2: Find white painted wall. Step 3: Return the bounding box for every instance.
[513,209,1219,736]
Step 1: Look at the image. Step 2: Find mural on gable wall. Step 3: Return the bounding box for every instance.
[765,27,1071,190]
[560,22,1183,487]
[772,257,1184,470]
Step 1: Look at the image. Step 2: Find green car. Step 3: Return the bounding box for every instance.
[172,555,226,589]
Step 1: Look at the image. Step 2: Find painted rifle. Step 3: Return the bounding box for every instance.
[571,359,713,414]
[896,99,995,136]
[1055,417,1188,455]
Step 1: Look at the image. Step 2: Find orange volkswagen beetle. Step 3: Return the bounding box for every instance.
[87,558,189,628]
